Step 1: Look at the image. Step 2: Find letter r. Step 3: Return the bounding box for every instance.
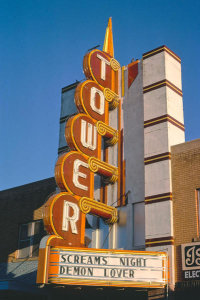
[62,201,79,234]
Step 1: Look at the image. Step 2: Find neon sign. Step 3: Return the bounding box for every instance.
[37,19,168,288]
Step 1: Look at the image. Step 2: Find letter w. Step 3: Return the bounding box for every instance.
[81,120,97,151]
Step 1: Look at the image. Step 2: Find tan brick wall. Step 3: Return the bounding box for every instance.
[0,178,56,263]
[171,139,200,283]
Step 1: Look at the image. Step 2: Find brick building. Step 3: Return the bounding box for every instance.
[0,178,56,298]
[172,139,200,297]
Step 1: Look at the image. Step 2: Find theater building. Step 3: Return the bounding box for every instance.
[0,19,200,299]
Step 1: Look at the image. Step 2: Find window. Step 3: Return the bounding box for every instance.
[18,220,45,259]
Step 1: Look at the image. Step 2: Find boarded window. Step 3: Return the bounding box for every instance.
[18,220,45,259]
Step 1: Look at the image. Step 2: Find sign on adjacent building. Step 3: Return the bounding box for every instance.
[182,242,200,280]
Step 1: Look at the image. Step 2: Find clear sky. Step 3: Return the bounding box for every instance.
[0,0,199,190]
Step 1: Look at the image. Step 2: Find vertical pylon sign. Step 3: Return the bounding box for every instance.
[36,19,168,288]
[36,18,122,284]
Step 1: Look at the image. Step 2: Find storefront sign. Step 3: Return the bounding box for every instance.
[181,242,200,280]
[47,247,168,288]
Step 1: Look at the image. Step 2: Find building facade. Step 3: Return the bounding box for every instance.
[0,41,200,299]
[57,45,185,290]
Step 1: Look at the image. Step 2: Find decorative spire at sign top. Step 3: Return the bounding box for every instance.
[103,17,114,57]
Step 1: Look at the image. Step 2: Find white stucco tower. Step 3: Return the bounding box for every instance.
[142,46,185,288]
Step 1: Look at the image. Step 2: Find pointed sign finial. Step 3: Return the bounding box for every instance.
[103,17,114,57]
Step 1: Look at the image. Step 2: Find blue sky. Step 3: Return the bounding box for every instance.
[0,0,199,190]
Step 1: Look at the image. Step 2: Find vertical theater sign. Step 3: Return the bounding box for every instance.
[37,18,168,288]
